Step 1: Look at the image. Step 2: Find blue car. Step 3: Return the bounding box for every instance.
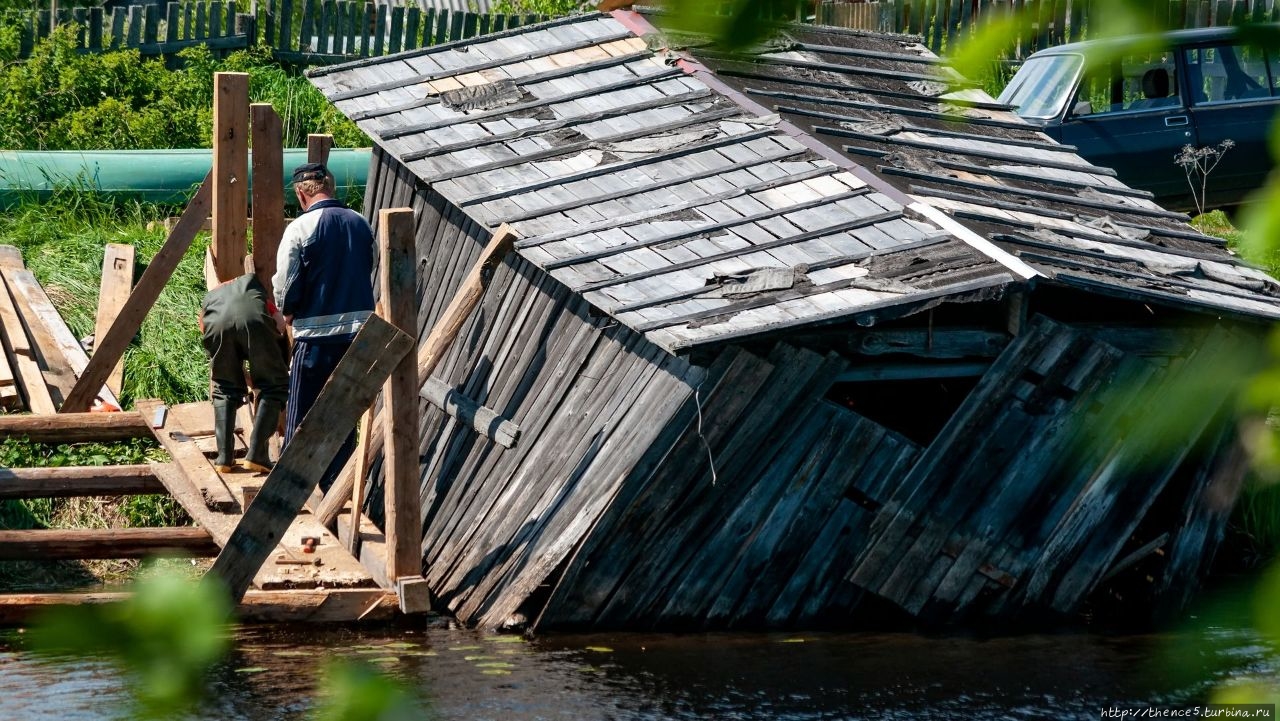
[997,26,1280,214]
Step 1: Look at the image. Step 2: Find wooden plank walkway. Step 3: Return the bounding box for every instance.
[139,399,381,594]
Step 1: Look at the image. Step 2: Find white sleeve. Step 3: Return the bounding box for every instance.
[273,221,306,311]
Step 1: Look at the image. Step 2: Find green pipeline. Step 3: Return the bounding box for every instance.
[0,148,371,207]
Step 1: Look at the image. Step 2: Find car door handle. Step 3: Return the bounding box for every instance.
[1165,115,1190,127]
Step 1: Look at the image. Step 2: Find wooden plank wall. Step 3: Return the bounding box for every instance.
[816,0,1280,57]
[361,150,703,629]
[13,1,547,66]
[534,343,922,631]
[846,315,1250,623]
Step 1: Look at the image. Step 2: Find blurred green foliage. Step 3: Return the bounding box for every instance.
[30,568,233,719]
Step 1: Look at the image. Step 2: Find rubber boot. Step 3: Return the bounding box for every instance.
[241,398,282,473]
[212,399,239,473]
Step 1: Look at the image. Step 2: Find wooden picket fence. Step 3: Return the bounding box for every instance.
[15,0,1280,65]
[817,0,1280,58]
[12,1,547,65]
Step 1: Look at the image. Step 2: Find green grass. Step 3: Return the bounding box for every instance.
[0,192,211,408]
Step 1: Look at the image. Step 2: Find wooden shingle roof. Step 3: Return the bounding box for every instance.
[308,13,1038,353]
[690,20,1280,321]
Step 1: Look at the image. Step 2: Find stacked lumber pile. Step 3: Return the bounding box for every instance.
[0,244,124,415]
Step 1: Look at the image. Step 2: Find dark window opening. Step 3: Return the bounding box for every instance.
[827,375,981,447]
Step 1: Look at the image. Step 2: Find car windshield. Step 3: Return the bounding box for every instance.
[998,54,1085,119]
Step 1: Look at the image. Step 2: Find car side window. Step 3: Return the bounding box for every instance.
[1185,43,1272,104]
[1070,52,1179,116]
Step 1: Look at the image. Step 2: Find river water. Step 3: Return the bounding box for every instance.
[0,581,1275,720]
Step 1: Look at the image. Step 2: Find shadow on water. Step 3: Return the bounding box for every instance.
[0,581,1272,721]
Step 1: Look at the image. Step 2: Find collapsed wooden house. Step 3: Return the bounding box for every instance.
[306,10,1280,631]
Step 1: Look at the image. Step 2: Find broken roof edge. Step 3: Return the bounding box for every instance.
[650,275,1019,354]
[608,9,1041,283]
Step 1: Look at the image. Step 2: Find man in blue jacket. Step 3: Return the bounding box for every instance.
[272,162,376,491]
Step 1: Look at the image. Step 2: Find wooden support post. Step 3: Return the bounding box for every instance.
[212,72,249,284]
[312,224,517,529]
[344,408,374,553]
[307,133,333,165]
[208,315,413,603]
[94,243,135,398]
[379,208,421,582]
[62,173,213,413]
[0,528,219,560]
[251,103,285,296]
[0,464,164,499]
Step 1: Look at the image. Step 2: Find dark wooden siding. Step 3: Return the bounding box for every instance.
[536,343,922,631]
[847,315,1251,622]
[366,149,706,628]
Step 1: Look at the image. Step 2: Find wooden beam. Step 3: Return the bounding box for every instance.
[416,223,517,377]
[849,328,1009,359]
[4,267,121,410]
[0,528,219,560]
[0,411,149,442]
[835,362,990,382]
[307,133,333,165]
[208,315,413,602]
[420,377,520,448]
[61,172,213,413]
[379,208,420,581]
[250,103,285,296]
[0,465,163,499]
[312,223,518,528]
[137,399,237,512]
[1,268,75,404]
[0,264,54,414]
[0,588,398,624]
[94,243,135,398]
[212,72,249,283]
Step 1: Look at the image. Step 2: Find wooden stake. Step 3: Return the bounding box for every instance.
[312,224,518,528]
[379,208,421,581]
[345,408,374,554]
[208,315,413,603]
[62,173,214,413]
[212,72,249,284]
[94,243,134,398]
[251,103,285,297]
[307,133,333,165]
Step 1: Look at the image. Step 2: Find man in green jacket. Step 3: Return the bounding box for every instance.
[201,273,289,473]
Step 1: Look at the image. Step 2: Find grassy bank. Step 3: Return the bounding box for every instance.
[0,194,211,590]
